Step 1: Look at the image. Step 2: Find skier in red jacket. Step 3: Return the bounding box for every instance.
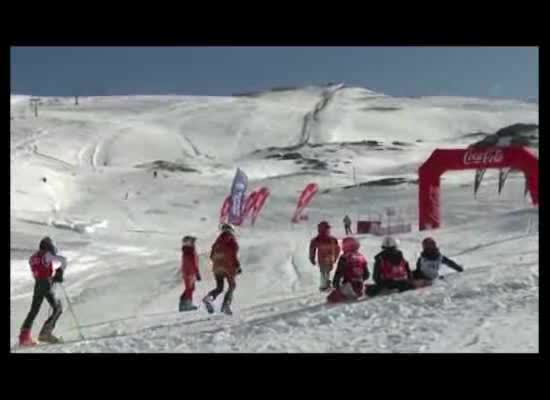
[203,224,241,315]
[365,236,415,297]
[309,221,341,291]
[19,237,68,346]
[327,237,369,303]
[179,236,201,311]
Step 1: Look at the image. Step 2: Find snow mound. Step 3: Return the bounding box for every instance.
[10,88,538,353]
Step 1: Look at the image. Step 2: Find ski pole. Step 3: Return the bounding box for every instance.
[58,283,85,340]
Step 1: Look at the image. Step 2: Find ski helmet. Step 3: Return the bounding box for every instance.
[182,235,197,246]
[220,223,235,234]
[318,221,330,233]
[381,236,399,249]
[422,237,437,250]
[39,236,56,255]
[342,237,360,253]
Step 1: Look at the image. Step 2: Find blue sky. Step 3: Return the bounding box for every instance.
[11,47,538,100]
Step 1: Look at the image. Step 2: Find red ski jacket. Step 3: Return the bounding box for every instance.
[181,245,200,278]
[210,232,240,275]
[373,249,411,283]
[309,235,340,266]
[339,252,369,283]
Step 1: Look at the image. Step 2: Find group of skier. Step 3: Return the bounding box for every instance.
[18,224,241,346]
[309,220,464,303]
[175,223,242,315]
[18,218,463,347]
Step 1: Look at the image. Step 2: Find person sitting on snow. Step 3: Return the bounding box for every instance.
[309,221,341,292]
[366,236,415,297]
[179,235,201,311]
[327,237,369,303]
[413,237,463,282]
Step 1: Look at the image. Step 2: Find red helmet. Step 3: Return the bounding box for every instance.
[422,237,437,250]
[318,221,331,233]
[342,237,360,253]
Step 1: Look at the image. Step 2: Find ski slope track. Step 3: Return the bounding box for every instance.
[10,87,538,353]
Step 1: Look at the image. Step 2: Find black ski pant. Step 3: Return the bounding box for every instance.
[344,225,352,235]
[366,280,415,296]
[207,272,236,308]
[21,279,63,335]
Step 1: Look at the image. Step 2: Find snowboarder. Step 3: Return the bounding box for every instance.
[413,237,463,284]
[343,215,352,235]
[179,236,201,311]
[327,237,369,303]
[19,237,68,346]
[365,236,415,297]
[309,221,341,291]
[202,224,241,315]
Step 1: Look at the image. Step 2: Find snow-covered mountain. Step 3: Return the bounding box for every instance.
[10,85,539,352]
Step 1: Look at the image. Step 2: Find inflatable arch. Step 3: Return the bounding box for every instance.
[418,146,538,230]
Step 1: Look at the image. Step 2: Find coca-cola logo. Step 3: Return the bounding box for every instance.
[463,148,504,165]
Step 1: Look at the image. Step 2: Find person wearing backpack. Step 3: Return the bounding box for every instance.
[19,237,68,346]
[327,237,369,303]
[365,236,415,297]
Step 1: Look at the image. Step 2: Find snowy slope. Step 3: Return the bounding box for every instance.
[10,86,538,352]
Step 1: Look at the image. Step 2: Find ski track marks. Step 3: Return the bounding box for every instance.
[15,260,538,353]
